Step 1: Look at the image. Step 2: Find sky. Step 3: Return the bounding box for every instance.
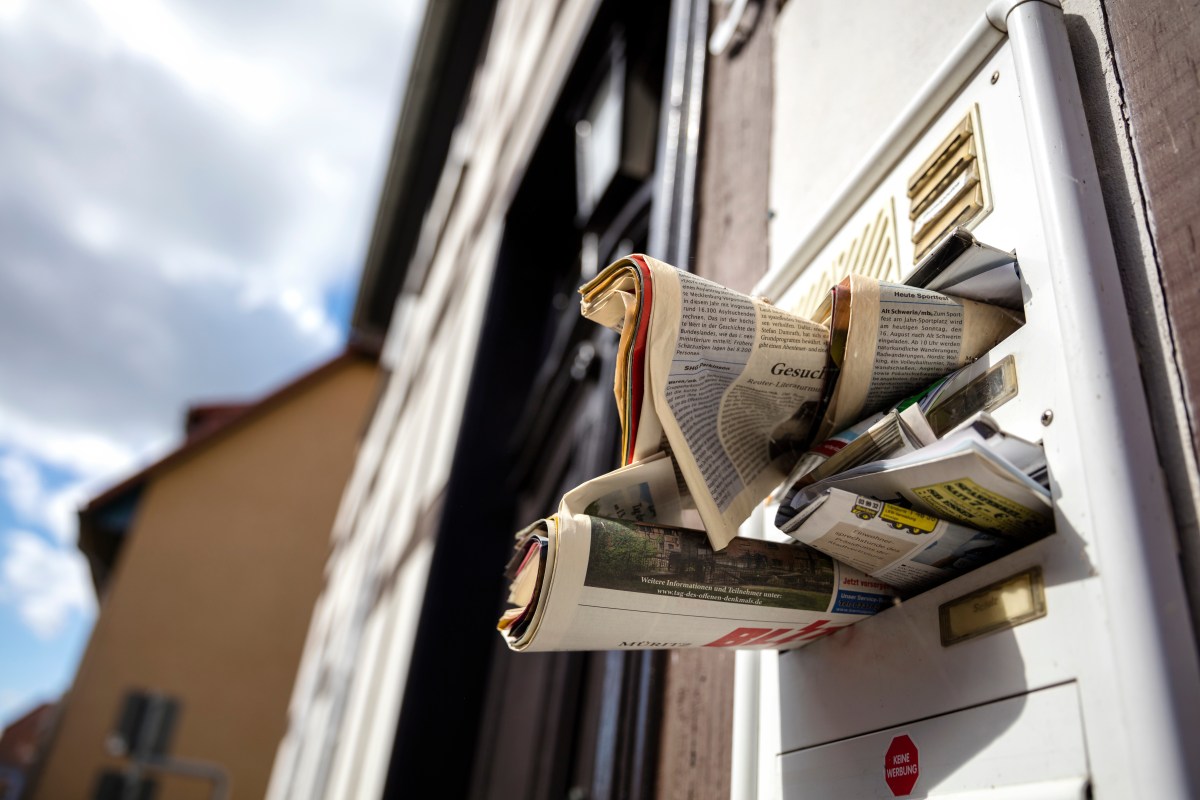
[0,0,424,727]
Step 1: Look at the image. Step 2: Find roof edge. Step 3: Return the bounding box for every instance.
[350,0,497,339]
[81,347,378,517]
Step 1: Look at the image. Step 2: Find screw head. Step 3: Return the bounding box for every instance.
[1041,409,1054,426]
[991,70,1000,84]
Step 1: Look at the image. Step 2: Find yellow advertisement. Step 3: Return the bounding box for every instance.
[912,478,1045,536]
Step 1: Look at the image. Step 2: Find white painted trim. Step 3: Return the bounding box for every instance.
[1006,2,1200,794]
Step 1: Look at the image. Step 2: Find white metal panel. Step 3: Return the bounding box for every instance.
[1004,5,1200,794]
[757,2,1200,798]
[730,505,784,800]
[780,682,1088,799]
[770,0,992,277]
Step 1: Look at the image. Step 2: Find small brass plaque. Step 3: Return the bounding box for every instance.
[939,566,1046,646]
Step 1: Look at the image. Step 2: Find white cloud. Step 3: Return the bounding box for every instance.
[0,406,142,480]
[0,455,40,522]
[0,531,96,640]
[0,0,27,25]
[0,0,423,650]
[79,0,293,126]
[0,453,98,545]
[0,0,421,467]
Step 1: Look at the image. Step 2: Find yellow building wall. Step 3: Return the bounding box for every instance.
[31,357,378,800]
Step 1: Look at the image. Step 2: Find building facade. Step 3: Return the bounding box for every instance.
[271,1,1200,798]
[30,351,378,800]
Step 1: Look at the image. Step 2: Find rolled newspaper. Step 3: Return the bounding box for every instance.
[498,456,895,651]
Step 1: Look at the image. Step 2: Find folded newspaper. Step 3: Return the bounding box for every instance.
[498,456,895,651]
[579,255,1022,549]
[789,355,1021,491]
[777,414,1052,536]
[774,414,1053,594]
[781,489,1017,595]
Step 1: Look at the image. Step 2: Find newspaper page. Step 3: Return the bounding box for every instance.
[784,488,1017,595]
[811,274,1021,443]
[499,457,894,652]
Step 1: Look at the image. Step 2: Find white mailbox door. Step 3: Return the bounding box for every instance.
[741,3,1200,798]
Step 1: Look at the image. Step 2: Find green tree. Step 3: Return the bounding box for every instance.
[589,521,660,579]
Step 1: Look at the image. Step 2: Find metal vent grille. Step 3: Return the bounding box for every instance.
[832,201,901,281]
[790,200,900,317]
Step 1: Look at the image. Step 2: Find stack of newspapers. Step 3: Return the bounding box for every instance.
[498,230,1053,652]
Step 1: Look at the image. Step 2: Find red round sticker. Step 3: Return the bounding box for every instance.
[884,734,919,796]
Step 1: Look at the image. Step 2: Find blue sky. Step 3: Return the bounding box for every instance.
[0,0,423,729]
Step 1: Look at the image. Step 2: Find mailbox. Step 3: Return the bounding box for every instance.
[737,2,1200,798]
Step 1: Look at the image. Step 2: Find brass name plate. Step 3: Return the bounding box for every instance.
[939,566,1046,646]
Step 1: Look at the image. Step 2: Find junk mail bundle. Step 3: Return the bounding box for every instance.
[499,233,1053,652]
